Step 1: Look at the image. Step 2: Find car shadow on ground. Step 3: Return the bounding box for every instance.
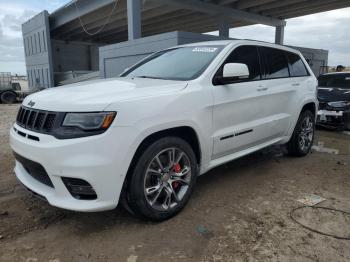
[18,145,284,234]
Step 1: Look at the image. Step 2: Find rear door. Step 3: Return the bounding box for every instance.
[258,46,296,138]
[285,51,313,123]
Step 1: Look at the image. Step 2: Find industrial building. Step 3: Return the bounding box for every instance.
[22,0,349,90]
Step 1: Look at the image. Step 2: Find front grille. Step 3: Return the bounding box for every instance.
[14,152,54,188]
[16,106,58,134]
[43,114,56,131]
[15,106,110,139]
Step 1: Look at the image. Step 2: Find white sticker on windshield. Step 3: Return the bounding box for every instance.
[345,77,350,80]
[192,47,218,53]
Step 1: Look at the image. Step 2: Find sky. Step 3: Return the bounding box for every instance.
[0,0,349,75]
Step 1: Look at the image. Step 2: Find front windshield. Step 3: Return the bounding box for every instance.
[318,73,350,88]
[121,45,224,81]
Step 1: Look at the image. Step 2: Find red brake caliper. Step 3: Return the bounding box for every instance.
[172,163,181,189]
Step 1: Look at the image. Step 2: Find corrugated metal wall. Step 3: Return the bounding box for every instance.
[22,11,54,91]
[291,46,329,76]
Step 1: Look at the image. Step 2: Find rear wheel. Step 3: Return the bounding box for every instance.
[0,91,16,104]
[286,110,315,156]
[125,137,198,221]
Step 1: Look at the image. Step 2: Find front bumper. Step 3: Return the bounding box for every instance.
[317,109,350,129]
[10,123,138,212]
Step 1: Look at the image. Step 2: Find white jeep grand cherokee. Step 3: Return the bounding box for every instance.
[10,40,317,220]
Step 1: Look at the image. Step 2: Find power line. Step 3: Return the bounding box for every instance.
[74,0,120,36]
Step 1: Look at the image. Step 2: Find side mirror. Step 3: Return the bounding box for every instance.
[214,63,250,85]
[223,63,249,78]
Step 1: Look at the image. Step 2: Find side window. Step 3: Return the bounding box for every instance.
[223,45,262,81]
[287,52,309,77]
[260,47,289,79]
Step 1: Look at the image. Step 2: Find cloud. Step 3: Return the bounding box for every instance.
[284,14,350,66]
[2,10,37,32]
[0,7,36,73]
[0,10,35,74]
[209,7,350,67]
[0,0,69,74]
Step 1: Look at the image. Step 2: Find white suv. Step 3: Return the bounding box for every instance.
[10,40,317,220]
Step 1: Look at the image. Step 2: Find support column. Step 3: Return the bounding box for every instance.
[127,0,142,40]
[275,25,285,45]
[219,17,230,38]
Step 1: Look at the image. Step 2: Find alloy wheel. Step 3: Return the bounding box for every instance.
[299,115,314,152]
[143,147,192,211]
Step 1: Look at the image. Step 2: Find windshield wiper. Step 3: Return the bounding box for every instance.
[135,75,165,80]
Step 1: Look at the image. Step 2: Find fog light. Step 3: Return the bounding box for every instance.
[62,177,97,200]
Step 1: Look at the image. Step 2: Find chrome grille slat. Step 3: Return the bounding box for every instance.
[42,113,48,130]
[20,108,27,124]
[27,111,36,128]
[34,112,45,129]
[43,114,56,131]
[23,110,30,126]
[16,107,22,122]
[18,108,24,123]
[32,111,39,128]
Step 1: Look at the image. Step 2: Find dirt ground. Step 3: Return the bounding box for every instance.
[0,104,349,262]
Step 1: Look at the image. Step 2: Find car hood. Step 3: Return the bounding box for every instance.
[22,77,188,111]
[317,86,350,103]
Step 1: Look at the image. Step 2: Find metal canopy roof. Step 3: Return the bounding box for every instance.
[49,0,350,44]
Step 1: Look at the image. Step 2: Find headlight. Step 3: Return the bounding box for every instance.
[327,101,350,108]
[53,112,116,139]
[63,112,116,130]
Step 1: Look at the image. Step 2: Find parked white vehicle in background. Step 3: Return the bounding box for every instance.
[10,40,317,221]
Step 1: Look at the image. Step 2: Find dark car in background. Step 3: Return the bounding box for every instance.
[317,72,350,130]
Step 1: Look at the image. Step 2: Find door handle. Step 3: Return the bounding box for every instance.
[292,83,300,87]
[257,87,268,91]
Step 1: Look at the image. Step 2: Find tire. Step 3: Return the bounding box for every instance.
[125,136,198,221]
[0,91,17,104]
[286,110,315,156]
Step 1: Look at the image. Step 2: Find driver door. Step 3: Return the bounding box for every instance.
[212,45,276,159]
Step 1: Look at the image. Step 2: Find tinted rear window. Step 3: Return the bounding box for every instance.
[260,47,289,79]
[287,52,309,77]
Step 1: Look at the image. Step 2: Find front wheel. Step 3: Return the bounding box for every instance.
[125,137,198,221]
[286,110,315,156]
